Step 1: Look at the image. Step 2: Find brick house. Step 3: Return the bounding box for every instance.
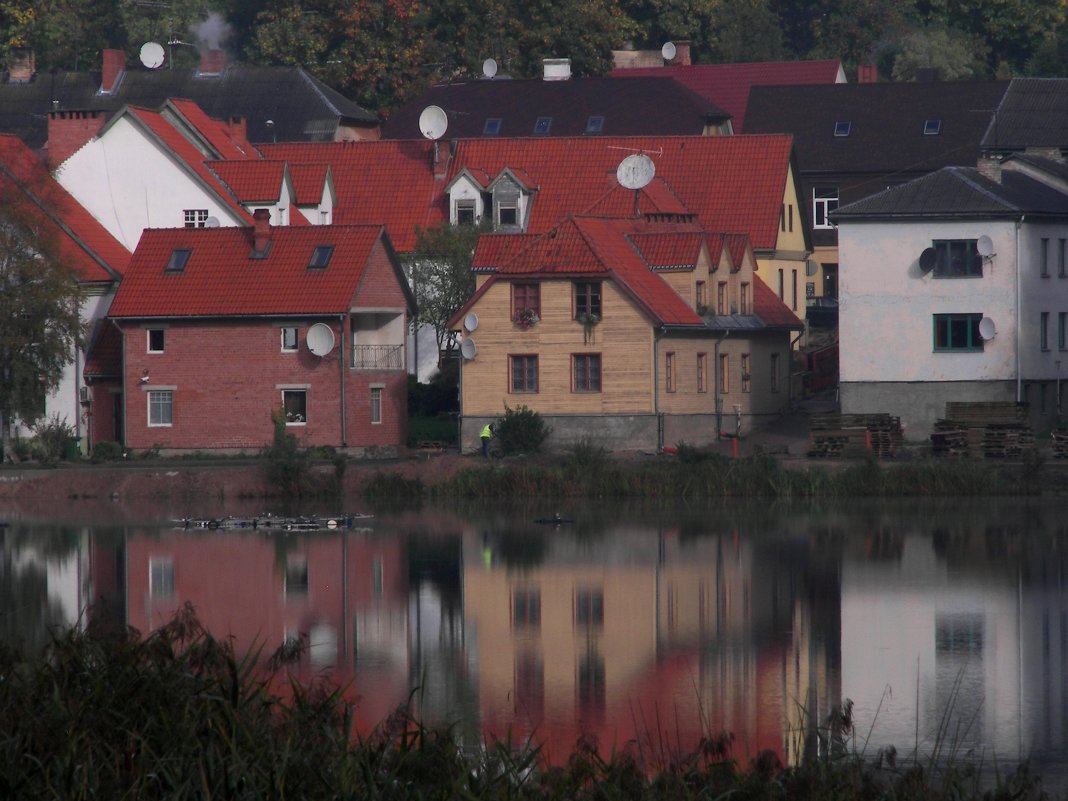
[98,210,415,454]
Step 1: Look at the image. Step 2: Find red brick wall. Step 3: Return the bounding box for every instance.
[48,110,107,170]
[88,382,122,445]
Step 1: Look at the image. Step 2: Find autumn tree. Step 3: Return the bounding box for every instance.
[890,24,987,80]
[0,185,87,462]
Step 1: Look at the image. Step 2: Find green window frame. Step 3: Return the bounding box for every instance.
[933,313,984,351]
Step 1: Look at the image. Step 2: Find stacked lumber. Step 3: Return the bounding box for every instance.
[1051,428,1068,458]
[931,402,1033,458]
[808,413,903,458]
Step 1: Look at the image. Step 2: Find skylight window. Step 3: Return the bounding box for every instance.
[308,245,334,269]
[585,115,604,134]
[924,118,942,135]
[483,117,502,136]
[833,121,852,137]
[165,248,191,272]
[533,116,552,135]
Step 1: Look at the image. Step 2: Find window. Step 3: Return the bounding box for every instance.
[697,352,708,393]
[512,283,540,318]
[573,354,602,392]
[285,556,309,596]
[372,556,384,597]
[574,281,602,319]
[932,240,982,278]
[148,390,172,426]
[533,116,552,134]
[513,587,541,629]
[924,118,942,135]
[834,120,852,137]
[1042,312,1050,351]
[792,270,798,310]
[575,587,604,627]
[456,199,476,225]
[740,282,751,314]
[1061,239,1066,278]
[498,202,518,227]
[770,353,781,393]
[150,558,175,598]
[165,248,191,272]
[717,281,728,314]
[281,327,298,352]
[778,269,785,300]
[308,245,334,269]
[665,351,676,393]
[719,353,729,394]
[741,353,752,393]
[696,280,707,309]
[183,209,208,227]
[577,647,606,714]
[147,328,165,353]
[585,115,604,133]
[370,387,382,424]
[283,389,307,424]
[788,204,793,232]
[515,651,544,716]
[813,187,838,229]
[483,117,502,136]
[1060,312,1067,350]
[933,313,984,351]
[510,355,538,393]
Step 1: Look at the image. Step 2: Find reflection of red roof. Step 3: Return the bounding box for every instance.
[0,135,128,282]
[612,60,844,131]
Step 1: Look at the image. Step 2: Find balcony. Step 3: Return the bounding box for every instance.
[353,344,403,370]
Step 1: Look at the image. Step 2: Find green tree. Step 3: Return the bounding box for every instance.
[0,182,86,463]
[706,0,784,63]
[407,221,480,366]
[808,0,913,72]
[618,0,719,61]
[26,0,124,72]
[890,24,987,80]
[119,1,239,69]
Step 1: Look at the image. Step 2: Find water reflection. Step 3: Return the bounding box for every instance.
[3,498,1068,787]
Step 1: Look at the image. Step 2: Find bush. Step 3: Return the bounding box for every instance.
[565,436,609,471]
[32,413,76,464]
[262,409,311,496]
[496,404,551,455]
[91,440,123,462]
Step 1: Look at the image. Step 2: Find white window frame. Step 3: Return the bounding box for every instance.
[282,388,308,425]
[281,326,299,352]
[150,558,175,598]
[147,328,165,353]
[370,385,383,424]
[147,389,173,427]
[183,209,209,227]
[812,187,838,229]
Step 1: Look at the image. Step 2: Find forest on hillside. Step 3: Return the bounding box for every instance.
[3,0,1067,114]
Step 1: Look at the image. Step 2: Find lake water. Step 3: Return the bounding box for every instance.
[4,496,1068,788]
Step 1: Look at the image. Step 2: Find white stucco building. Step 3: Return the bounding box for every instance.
[834,154,1068,438]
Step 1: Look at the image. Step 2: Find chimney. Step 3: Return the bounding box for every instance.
[857,63,878,83]
[673,40,692,66]
[100,48,126,94]
[977,154,1002,183]
[47,109,107,170]
[542,58,571,81]
[252,208,271,255]
[7,47,35,83]
[198,49,225,76]
[228,116,252,153]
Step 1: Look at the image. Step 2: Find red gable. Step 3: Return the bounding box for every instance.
[289,163,331,205]
[109,224,394,318]
[208,160,288,203]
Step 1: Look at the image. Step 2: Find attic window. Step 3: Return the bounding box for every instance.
[585,115,604,134]
[924,118,942,135]
[483,117,502,136]
[833,121,851,137]
[165,248,191,272]
[533,116,552,135]
[308,245,334,269]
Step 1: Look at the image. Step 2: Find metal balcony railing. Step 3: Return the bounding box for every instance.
[352,344,403,370]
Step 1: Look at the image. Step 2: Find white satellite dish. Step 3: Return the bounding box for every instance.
[460,338,478,360]
[306,323,336,356]
[661,41,677,61]
[204,216,220,228]
[805,259,819,277]
[979,317,997,341]
[418,105,448,140]
[977,235,994,257]
[616,153,656,190]
[483,58,498,78]
[139,41,165,69]
[464,312,479,332]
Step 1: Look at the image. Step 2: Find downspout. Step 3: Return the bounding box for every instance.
[110,318,126,448]
[714,331,730,437]
[790,330,804,408]
[654,327,662,450]
[339,315,347,447]
[1016,216,1024,402]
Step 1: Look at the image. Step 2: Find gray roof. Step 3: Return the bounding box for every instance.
[832,165,1068,221]
[982,78,1068,153]
[0,63,378,149]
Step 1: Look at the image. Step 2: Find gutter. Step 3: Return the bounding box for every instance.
[1016,216,1024,402]
[714,331,730,437]
[110,318,126,447]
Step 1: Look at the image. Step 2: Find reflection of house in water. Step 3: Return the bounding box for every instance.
[462,523,839,765]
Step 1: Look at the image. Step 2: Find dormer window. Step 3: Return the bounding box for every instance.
[483,117,502,136]
[498,202,518,227]
[165,248,191,272]
[585,116,604,134]
[456,200,476,225]
[533,116,552,135]
[924,118,942,135]
[833,121,851,137]
[308,245,333,269]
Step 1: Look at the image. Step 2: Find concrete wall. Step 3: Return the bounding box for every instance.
[840,380,1015,440]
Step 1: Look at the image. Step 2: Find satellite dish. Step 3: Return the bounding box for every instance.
[464,312,479,332]
[306,323,336,357]
[977,235,994,257]
[204,216,220,228]
[418,105,448,140]
[979,317,997,340]
[483,58,498,78]
[460,338,477,360]
[661,41,677,61]
[616,153,656,190]
[139,41,165,69]
[919,247,937,273]
[805,259,819,277]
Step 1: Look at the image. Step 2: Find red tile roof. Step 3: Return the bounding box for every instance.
[108,224,395,318]
[0,135,128,282]
[289,163,331,205]
[752,273,803,328]
[472,232,538,271]
[583,178,692,219]
[612,59,844,131]
[207,159,288,203]
[628,231,706,269]
[167,98,257,159]
[83,320,122,377]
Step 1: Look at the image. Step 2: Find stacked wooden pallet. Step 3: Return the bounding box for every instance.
[931,402,1033,458]
[808,413,903,458]
[1052,428,1068,458]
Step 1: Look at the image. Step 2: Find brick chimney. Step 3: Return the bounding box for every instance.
[252,208,271,255]
[47,109,107,170]
[7,47,35,83]
[977,154,1002,183]
[673,40,692,66]
[857,63,878,83]
[228,116,252,153]
[100,48,125,94]
[198,49,225,76]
